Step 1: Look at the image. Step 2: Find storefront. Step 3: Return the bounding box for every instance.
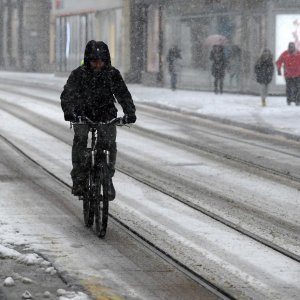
[0,0,23,69]
[0,0,51,72]
[53,0,124,73]
[270,0,300,93]
[136,0,300,94]
[143,0,268,92]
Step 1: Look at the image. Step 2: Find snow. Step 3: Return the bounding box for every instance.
[0,241,89,298]
[17,253,44,265]
[0,244,20,259]
[129,84,300,136]
[0,243,53,269]
[21,290,32,299]
[22,277,33,284]
[3,277,15,287]
[0,71,299,299]
[0,71,299,138]
[57,289,90,300]
[59,292,90,300]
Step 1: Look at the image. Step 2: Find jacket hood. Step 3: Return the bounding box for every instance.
[84,40,111,67]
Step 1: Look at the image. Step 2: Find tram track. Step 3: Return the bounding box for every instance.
[0,93,299,264]
[1,76,300,143]
[1,83,300,187]
[0,133,233,300]
[1,85,300,298]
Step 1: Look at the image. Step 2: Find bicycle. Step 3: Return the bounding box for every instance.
[71,116,126,238]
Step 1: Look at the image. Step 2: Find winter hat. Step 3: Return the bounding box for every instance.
[84,40,111,67]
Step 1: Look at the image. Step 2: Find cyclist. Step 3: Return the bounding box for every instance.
[61,40,136,199]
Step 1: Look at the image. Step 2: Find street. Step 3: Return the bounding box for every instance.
[0,75,299,299]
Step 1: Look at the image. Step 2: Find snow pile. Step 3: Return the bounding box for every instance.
[0,71,300,136]
[22,277,33,284]
[0,243,55,271]
[3,277,15,287]
[45,266,57,275]
[129,84,300,136]
[0,223,31,246]
[22,290,32,299]
[0,244,20,259]
[58,289,90,300]
[17,252,44,265]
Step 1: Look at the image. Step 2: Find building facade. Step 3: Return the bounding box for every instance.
[130,0,300,93]
[2,0,300,94]
[0,0,51,72]
[52,0,126,73]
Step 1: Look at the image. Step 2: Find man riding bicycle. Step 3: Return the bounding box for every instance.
[61,40,136,199]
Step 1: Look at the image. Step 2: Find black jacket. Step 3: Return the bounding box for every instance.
[167,47,182,74]
[210,45,226,79]
[254,58,274,85]
[61,41,136,122]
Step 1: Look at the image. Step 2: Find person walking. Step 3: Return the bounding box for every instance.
[61,40,136,198]
[210,45,226,94]
[227,45,241,89]
[166,46,182,90]
[276,42,300,106]
[254,48,274,107]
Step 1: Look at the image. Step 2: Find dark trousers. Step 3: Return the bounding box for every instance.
[214,77,224,94]
[286,77,300,105]
[71,124,117,183]
[170,72,177,90]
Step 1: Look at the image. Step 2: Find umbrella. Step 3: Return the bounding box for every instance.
[204,34,228,46]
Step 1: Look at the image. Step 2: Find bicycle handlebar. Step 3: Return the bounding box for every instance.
[71,116,127,127]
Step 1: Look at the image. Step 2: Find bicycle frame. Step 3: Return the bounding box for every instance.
[89,125,110,198]
[71,116,127,238]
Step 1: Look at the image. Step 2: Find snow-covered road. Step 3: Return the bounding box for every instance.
[0,116,217,300]
[0,71,299,138]
[0,74,299,300]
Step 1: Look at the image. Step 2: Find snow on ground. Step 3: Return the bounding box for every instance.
[0,71,299,137]
[0,71,300,299]
[129,84,300,136]
[0,218,90,299]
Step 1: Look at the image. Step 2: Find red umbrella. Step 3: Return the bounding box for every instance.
[204,34,228,46]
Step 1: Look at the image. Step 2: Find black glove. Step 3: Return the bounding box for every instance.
[64,111,77,122]
[123,114,137,124]
[277,69,282,76]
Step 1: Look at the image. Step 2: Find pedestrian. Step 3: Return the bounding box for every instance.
[210,45,226,94]
[254,48,274,107]
[61,40,136,198]
[276,42,300,106]
[227,45,241,89]
[166,46,182,90]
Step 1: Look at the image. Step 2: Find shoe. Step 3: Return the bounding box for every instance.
[72,185,84,196]
[72,179,85,196]
[107,178,115,201]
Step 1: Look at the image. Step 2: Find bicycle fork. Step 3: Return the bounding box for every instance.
[91,150,110,166]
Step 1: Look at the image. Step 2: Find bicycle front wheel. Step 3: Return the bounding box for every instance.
[95,180,109,238]
[83,173,94,228]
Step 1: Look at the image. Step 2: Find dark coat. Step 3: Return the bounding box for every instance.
[167,47,182,74]
[254,58,274,85]
[210,45,226,79]
[61,41,136,122]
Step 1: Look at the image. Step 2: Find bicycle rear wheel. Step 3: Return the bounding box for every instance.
[83,197,94,227]
[95,180,109,238]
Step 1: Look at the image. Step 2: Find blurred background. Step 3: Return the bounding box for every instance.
[1,0,300,94]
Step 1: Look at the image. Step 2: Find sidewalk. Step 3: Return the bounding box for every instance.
[0,71,299,138]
